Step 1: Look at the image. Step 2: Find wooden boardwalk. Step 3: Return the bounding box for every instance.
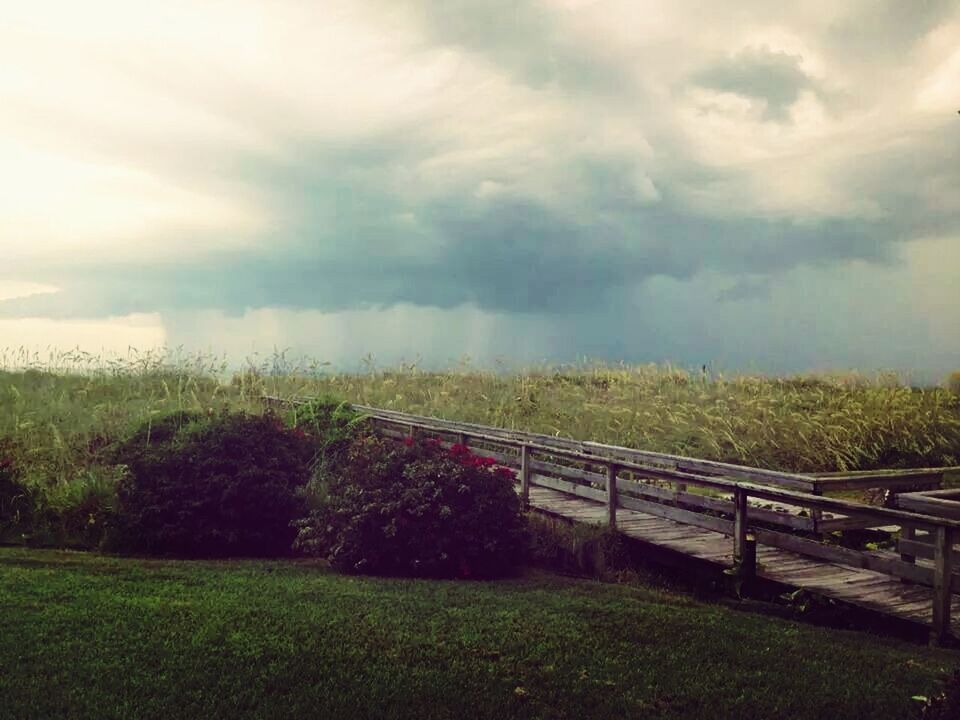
[528,485,941,632]
[265,396,960,642]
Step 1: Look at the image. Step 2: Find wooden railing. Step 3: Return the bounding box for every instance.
[264,396,960,642]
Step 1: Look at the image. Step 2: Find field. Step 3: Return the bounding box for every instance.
[2,353,960,717]
[2,352,958,546]
[0,546,956,720]
[2,352,959,488]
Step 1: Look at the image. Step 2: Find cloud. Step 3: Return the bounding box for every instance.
[0,0,959,375]
[694,46,816,121]
[716,276,772,303]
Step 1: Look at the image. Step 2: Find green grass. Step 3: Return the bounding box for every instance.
[0,547,955,720]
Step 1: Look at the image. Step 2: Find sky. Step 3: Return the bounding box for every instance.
[0,0,958,377]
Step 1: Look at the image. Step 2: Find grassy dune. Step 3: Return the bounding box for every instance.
[2,353,959,485]
[1,547,956,720]
[1,352,958,542]
[275,364,960,473]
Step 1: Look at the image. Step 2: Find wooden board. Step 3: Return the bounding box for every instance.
[523,485,950,637]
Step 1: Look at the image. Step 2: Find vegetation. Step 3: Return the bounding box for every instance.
[281,364,960,473]
[917,669,960,719]
[948,370,960,397]
[1,547,955,720]
[295,435,526,578]
[111,411,315,557]
[284,396,371,483]
[526,513,633,580]
[0,448,32,540]
[1,352,958,716]
[1,349,958,551]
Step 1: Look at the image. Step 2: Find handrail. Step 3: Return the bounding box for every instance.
[376,415,960,533]
[264,395,960,533]
[352,403,818,487]
[266,395,818,489]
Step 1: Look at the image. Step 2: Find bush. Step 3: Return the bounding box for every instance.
[113,410,315,557]
[47,468,123,550]
[295,436,526,578]
[0,448,34,541]
[526,513,629,579]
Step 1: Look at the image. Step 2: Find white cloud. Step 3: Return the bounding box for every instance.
[0,314,166,359]
[0,282,59,303]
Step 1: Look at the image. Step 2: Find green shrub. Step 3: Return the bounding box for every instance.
[0,448,34,541]
[47,468,123,550]
[113,411,315,557]
[295,436,526,578]
[526,514,629,578]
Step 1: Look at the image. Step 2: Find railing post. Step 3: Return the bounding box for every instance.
[734,488,748,565]
[931,526,954,646]
[899,525,917,584]
[520,444,531,509]
[457,432,467,447]
[724,487,756,591]
[606,463,618,529]
[810,487,823,535]
[407,423,416,441]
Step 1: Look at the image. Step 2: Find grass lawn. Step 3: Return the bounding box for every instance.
[0,548,956,719]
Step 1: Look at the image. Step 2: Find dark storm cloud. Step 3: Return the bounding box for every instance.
[2,0,959,344]
[716,276,772,303]
[694,46,816,120]
[0,175,898,320]
[8,107,957,320]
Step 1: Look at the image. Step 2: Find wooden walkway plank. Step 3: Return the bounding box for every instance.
[522,484,951,637]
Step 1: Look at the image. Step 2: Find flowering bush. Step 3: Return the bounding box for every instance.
[113,410,316,557]
[294,435,526,578]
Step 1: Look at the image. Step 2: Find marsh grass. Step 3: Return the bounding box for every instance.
[1,347,958,543]
[262,360,960,474]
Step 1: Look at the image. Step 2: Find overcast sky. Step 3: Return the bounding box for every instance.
[1,0,958,376]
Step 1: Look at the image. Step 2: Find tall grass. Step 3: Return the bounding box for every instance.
[0,350,259,523]
[1,349,958,492]
[264,362,960,473]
